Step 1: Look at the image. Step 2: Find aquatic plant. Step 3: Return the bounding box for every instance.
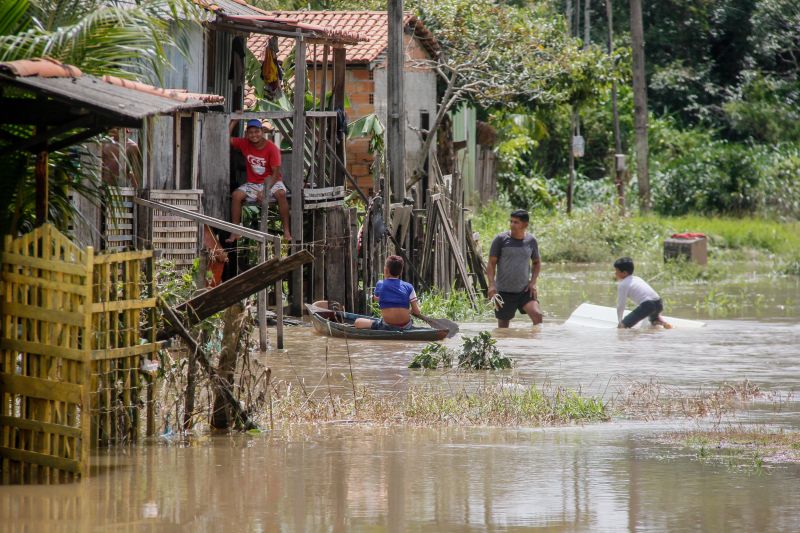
[408,343,453,370]
[665,425,800,468]
[610,379,762,420]
[408,332,512,371]
[458,331,512,370]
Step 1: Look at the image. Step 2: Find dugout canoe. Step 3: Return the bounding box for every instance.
[305,304,448,341]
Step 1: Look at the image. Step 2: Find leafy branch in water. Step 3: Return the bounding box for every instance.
[409,331,512,371]
[458,331,511,370]
[409,343,453,369]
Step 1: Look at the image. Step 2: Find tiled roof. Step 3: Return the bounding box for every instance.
[248,11,439,65]
[196,0,365,44]
[0,58,82,78]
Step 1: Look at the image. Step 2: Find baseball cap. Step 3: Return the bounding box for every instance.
[246,119,262,129]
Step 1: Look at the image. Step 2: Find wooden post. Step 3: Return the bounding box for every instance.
[290,33,307,316]
[630,0,650,210]
[35,149,48,227]
[387,0,406,203]
[81,246,94,478]
[258,193,269,351]
[325,207,347,306]
[606,0,625,214]
[312,210,326,302]
[346,207,358,312]
[332,47,346,187]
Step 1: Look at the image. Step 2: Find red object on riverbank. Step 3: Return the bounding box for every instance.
[671,232,706,239]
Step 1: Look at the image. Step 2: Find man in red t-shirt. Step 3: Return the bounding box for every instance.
[227,118,291,241]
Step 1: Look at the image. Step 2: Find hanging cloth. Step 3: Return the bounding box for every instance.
[261,36,283,100]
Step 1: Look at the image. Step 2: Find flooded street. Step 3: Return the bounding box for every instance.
[2,265,799,531]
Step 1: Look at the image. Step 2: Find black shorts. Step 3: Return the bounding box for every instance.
[494,290,538,321]
[622,298,663,328]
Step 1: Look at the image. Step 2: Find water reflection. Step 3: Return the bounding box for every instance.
[1,265,798,531]
[2,425,800,532]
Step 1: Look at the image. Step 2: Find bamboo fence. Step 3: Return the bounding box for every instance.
[1,224,159,484]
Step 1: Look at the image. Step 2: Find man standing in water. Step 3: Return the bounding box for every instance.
[486,209,543,327]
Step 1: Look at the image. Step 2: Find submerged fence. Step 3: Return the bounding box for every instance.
[1,224,159,484]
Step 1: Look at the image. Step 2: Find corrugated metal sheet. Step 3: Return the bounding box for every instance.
[452,105,477,198]
[162,24,207,94]
[211,30,235,112]
[1,73,219,122]
[203,0,264,16]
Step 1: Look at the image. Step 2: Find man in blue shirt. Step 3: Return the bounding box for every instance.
[355,255,422,330]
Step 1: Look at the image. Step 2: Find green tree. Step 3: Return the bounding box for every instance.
[0,0,201,236]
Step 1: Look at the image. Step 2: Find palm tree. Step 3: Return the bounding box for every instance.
[0,0,201,236]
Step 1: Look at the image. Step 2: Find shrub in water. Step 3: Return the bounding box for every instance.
[458,331,512,370]
[409,332,513,371]
[409,343,453,370]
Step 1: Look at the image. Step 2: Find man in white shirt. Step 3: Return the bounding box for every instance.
[614,257,672,329]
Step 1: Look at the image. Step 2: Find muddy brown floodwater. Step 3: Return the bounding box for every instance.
[1,264,799,532]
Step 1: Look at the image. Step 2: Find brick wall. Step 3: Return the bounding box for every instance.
[306,35,435,195]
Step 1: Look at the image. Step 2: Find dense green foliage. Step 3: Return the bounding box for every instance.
[458,331,512,370]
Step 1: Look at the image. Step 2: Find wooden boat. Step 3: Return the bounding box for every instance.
[305,303,448,341]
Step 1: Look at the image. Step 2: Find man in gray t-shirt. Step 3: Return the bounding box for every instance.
[486,209,543,327]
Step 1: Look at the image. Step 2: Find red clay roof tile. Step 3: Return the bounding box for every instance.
[248,11,438,66]
[0,58,81,78]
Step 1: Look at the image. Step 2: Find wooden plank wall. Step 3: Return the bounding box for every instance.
[146,116,175,190]
[145,189,204,271]
[198,112,231,221]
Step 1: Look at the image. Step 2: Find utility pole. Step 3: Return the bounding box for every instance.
[630,0,650,211]
[387,0,406,203]
[566,0,576,215]
[606,0,625,213]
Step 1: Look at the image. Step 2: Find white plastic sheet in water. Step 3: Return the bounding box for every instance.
[565,303,706,329]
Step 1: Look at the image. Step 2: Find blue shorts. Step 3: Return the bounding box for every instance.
[371,318,413,331]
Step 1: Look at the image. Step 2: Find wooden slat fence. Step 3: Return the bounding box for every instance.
[1,225,159,484]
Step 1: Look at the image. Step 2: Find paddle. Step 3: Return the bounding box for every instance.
[417,313,459,338]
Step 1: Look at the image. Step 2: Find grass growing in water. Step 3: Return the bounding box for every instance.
[263,379,609,427]
[664,425,800,467]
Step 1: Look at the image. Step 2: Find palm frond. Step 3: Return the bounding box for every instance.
[0,0,201,80]
[0,0,30,36]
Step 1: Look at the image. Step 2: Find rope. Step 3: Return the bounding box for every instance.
[489,293,504,311]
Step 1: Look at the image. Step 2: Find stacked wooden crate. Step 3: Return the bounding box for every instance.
[144,189,203,270]
[104,187,136,252]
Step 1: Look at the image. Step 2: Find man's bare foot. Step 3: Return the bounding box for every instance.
[225,234,241,243]
[283,232,292,241]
